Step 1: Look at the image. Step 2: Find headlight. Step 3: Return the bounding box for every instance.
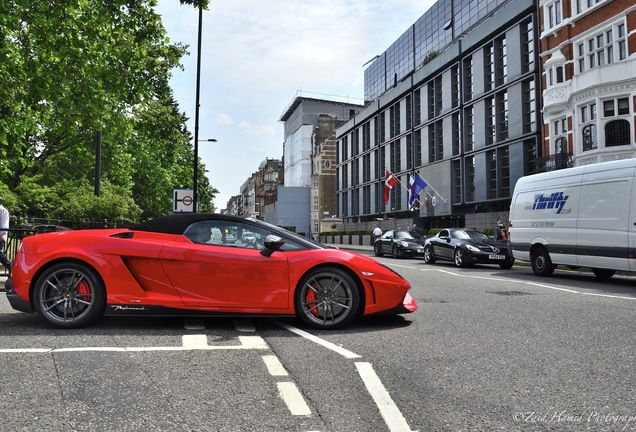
[399,241,409,247]
[466,244,480,252]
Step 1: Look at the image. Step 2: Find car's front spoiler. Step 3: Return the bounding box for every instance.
[369,292,417,316]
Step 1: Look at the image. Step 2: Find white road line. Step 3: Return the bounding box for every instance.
[275,321,361,359]
[355,362,417,432]
[432,268,636,299]
[0,335,269,353]
[277,382,311,416]
[262,355,288,376]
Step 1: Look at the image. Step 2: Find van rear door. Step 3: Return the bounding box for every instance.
[576,165,634,272]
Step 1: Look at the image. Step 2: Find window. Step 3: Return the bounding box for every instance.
[582,124,598,151]
[453,160,462,204]
[576,20,628,73]
[464,106,474,152]
[521,19,535,73]
[463,56,474,101]
[484,43,495,91]
[603,97,631,147]
[428,76,443,119]
[465,156,475,202]
[575,0,607,15]
[486,96,496,145]
[428,121,443,162]
[496,36,507,86]
[523,79,536,133]
[605,121,630,147]
[414,129,422,167]
[451,65,460,108]
[414,88,422,126]
[546,0,562,29]
[452,113,461,156]
[497,91,509,141]
[487,151,497,199]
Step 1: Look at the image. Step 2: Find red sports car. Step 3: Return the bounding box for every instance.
[6,214,416,329]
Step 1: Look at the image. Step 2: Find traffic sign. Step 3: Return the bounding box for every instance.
[173,188,195,212]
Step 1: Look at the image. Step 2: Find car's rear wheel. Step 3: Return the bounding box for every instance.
[454,248,468,268]
[33,262,106,328]
[374,242,383,257]
[531,247,555,276]
[592,268,615,280]
[423,245,435,263]
[295,267,360,329]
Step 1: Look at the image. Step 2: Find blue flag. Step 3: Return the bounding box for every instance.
[408,174,427,208]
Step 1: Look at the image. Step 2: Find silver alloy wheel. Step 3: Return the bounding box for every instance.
[33,263,105,328]
[424,245,435,263]
[454,248,465,267]
[295,268,359,329]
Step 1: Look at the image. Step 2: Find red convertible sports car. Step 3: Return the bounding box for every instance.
[6,214,416,329]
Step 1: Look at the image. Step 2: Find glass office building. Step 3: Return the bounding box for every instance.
[338,0,541,230]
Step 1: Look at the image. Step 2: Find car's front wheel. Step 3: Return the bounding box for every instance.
[454,248,468,268]
[500,259,515,269]
[295,267,360,329]
[392,244,402,258]
[423,245,435,263]
[33,262,106,328]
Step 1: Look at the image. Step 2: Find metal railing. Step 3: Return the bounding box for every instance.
[1,226,70,276]
[532,153,574,174]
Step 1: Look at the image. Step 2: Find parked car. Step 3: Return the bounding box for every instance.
[6,213,417,329]
[423,228,514,269]
[374,229,426,258]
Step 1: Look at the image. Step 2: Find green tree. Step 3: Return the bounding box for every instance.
[0,0,214,222]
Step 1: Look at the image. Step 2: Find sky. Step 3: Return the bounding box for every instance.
[154,0,436,210]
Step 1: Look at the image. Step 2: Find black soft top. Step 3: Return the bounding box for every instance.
[132,213,247,235]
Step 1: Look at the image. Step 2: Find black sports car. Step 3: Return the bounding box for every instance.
[374,230,426,258]
[423,228,514,269]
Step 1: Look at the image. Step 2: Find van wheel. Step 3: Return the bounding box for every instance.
[592,268,615,280]
[531,247,555,276]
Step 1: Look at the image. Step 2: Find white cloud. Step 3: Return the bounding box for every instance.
[155,0,436,210]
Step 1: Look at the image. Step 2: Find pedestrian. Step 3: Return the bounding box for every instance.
[494,220,505,241]
[0,197,12,274]
[373,225,382,243]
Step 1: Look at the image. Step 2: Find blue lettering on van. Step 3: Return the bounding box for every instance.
[532,192,569,214]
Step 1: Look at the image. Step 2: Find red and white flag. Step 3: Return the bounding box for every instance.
[384,169,398,205]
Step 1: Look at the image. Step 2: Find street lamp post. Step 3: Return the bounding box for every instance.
[192,4,204,212]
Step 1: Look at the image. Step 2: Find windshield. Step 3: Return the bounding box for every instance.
[395,231,415,240]
[456,230,489,240]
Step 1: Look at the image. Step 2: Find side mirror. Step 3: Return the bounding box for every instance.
[260,235,285,257]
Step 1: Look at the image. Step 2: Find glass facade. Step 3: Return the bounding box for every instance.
[339,0,541,226]
[364,0,510,102]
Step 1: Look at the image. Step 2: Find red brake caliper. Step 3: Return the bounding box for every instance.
[77,280,90,298]
[306,285,319,317]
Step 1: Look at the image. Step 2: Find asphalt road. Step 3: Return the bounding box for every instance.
[1,255,636,431]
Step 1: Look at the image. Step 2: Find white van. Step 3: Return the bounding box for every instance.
[508,158,636,279]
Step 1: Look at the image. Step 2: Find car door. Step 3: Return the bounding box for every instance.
[379,230,395,254]
[159,222,290,310]
[436,229,454,260]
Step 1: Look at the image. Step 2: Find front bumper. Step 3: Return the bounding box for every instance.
[369,292,418,316]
